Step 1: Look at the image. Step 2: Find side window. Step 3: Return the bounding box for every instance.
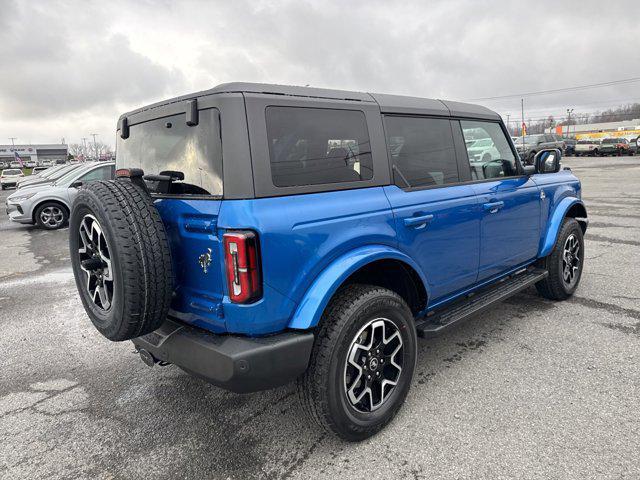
[265,107,373,187]
[384,116,459,188]
[460,121,518,180]
[78,165,114,183]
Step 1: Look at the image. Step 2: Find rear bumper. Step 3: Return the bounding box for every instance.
[132,319,315,393]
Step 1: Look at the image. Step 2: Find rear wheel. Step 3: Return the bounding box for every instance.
[536,218,584,300]
[298,284,417,441]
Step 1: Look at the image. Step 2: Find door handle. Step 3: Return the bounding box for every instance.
[403,214,434,228]
[483,201,505,214]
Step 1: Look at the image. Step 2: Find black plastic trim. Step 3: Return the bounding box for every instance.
[132,319,315,393]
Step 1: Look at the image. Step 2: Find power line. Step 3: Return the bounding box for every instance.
[467,76,640,101]
[501,112,640,123]
[502,98,640,115]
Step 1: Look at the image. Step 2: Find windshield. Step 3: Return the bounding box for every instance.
[55,164,93,185]
[116,108,223,196]
[2,169,21,175]
[602,138,618,144]
[37,165,63,178]
[469,138,494,148]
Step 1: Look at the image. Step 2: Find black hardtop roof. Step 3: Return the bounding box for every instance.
[120,82,500,121]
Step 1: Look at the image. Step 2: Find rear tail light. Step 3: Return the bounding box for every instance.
[223,231,262,303]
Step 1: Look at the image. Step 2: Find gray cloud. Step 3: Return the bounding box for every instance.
[0,2,184,119]
[0,0,638,145]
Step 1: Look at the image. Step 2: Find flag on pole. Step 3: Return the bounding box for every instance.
[521,122,527,136]
[14,151,23,167]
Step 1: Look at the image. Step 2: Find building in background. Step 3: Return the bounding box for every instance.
[546,119,640,140]
[0,144,68,165]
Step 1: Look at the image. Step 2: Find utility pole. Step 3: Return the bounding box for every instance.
[521,98,525,147]
[91,133,99,161]
[506,114,511,134]
[566,108,574,137]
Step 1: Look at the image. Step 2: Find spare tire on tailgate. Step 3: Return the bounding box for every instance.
[69,179,173,341]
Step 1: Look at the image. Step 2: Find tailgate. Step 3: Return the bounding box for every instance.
[154,198,226,333]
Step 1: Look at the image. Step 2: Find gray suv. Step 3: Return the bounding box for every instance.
[515,134,565,164]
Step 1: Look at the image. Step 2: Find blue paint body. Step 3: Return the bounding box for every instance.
[153,168,585,336]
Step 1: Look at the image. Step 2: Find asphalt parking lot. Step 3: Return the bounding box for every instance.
[1,156,639,480]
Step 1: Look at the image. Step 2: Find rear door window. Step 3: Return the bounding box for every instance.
[384,116,459,188]
[265,107,373,187]
[116,108,223,196]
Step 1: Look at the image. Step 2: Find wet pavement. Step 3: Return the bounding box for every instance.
[1,156,639,479]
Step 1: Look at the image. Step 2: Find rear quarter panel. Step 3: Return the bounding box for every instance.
[218,187,397,334]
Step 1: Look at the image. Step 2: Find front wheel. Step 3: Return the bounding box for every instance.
[35,202,68,230]
[298,284,417,441]
[536,218,584,300]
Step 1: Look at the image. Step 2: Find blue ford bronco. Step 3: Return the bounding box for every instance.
[70,83,587,441]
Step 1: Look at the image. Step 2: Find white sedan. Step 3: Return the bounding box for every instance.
[1,169,24,190]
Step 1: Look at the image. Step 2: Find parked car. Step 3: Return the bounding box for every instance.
[24,160,37,168]
[626,137,638,155]
[465,137,500,162]
[515,133,565,163]
[16,163,82,190]
[562,138,577,156]
[9,161,22,169]
[41,159,54,167]
[1,168,25,190]
[599,137,632,156]
[68,83,587,441]
[575,139,601,156]
[31,166,50,175]
[5,162,114,229]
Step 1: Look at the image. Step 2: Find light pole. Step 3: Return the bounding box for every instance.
[506,114,511,135]
[91,133,99,160]
[566,108,574,137]
[9,137,17,147]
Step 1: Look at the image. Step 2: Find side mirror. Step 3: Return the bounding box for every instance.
[523,165,536,175]
[70,180,83,189]
[534,149,562,174]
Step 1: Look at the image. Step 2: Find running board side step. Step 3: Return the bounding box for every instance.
[415,268,548,338]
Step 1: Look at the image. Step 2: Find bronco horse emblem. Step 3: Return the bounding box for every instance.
[198,248,212,274]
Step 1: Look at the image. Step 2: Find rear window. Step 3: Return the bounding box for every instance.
[385,116,459,188]
[2,169,21,175]
[265,106,373,187]
[116,108,223,196]
[602,138,617,144]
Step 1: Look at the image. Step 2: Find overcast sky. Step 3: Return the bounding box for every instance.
[1,0,638,147]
